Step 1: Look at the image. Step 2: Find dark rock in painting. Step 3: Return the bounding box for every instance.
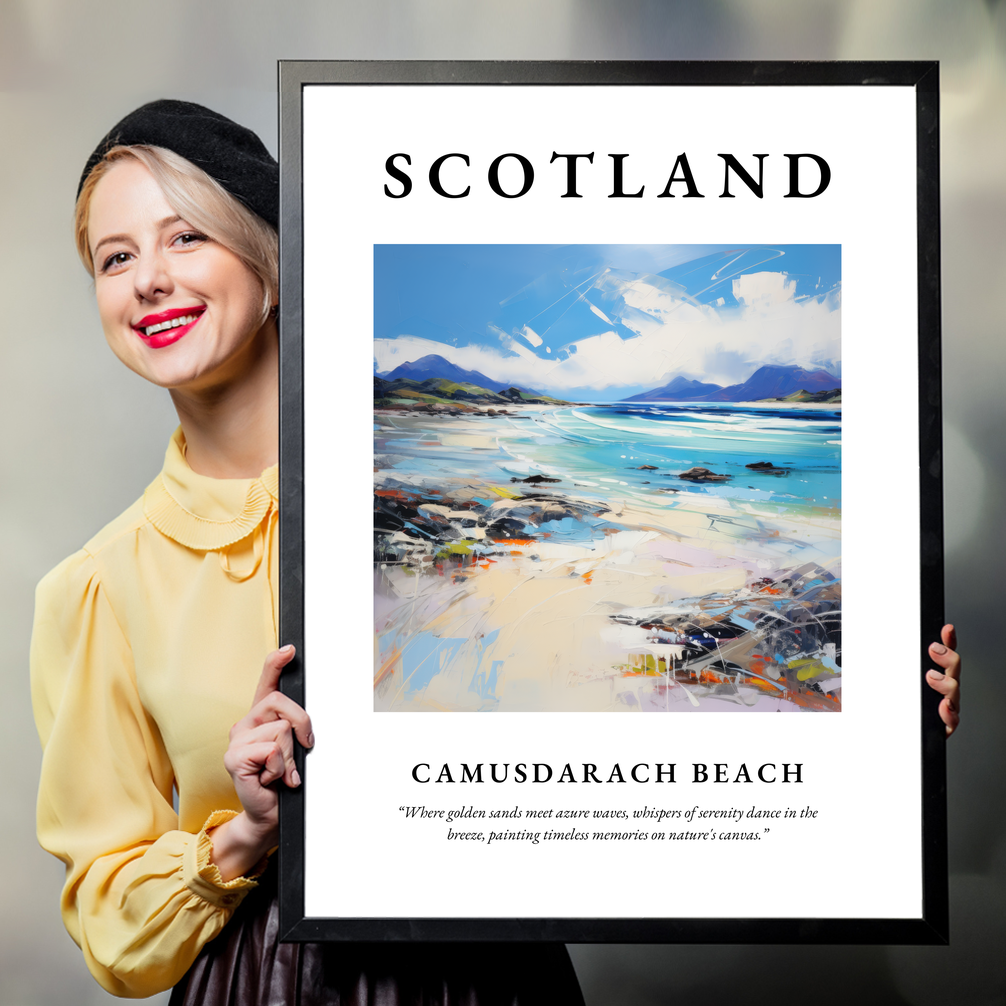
[607,564,842,705]
[511,474,560,484]
[485,517,528,539]
[373,483,601,565]
[637,465,658,470]
[679,467,731,482]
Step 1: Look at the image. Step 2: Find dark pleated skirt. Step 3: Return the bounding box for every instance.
[169,869,584,1006]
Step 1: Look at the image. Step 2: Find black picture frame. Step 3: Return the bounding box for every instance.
[277,60,945,944]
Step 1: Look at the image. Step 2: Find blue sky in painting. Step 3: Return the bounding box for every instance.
[374,245,842,401]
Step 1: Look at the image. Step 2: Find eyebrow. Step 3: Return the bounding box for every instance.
[91,214,185,258]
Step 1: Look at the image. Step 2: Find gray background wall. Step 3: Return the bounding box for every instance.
[1,2,1002,1003]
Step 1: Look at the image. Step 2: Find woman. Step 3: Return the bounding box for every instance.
[33,99,963,1003]
[31,100,586,1003]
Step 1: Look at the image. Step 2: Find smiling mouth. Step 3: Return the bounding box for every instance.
[142,313,199,337]
[131,307,207,349]
[135,307,206,338]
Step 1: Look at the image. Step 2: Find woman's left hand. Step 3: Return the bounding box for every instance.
[926,624,961,737]
[209,645,313,881]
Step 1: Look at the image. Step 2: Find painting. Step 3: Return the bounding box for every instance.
[374,244,842,713]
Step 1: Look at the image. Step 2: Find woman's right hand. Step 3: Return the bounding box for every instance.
[209,645,314,881]
[926,624,961,737]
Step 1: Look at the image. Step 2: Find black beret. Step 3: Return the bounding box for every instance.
[77,99,278,228]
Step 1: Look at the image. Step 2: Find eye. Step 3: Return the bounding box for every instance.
[172,230,208,249]
[100,251,132,274]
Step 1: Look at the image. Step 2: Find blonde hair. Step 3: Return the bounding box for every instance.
[75,145,278,323]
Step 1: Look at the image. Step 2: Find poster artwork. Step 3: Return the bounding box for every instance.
[288,65,942,940]
[373,244,842,713]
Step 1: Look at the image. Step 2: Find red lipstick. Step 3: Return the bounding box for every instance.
[132,306,206,349]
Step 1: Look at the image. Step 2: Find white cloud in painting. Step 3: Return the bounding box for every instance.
[519,324,543,347]
[732,271,797,308]
[374,270,840,394]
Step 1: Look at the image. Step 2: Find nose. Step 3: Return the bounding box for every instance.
[133,247,173,303]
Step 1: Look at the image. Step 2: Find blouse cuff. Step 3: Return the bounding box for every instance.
[183,810,269,909]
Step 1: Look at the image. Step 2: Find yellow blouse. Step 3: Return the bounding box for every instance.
[31,428,279,998]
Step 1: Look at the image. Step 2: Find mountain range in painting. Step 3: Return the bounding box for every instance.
[382,354,529,393]
[375,356,840,405]
[624,364,841,403]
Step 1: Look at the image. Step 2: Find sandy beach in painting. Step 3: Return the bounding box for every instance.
[374,404,841,713]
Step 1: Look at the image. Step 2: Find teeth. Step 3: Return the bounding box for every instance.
[142,313,199,337]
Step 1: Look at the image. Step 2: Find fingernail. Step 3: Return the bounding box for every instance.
[928,670,944,679]
[931,643,947,655]
[280,644,295,654]
[292,768,301,787]
[307,732,315,748]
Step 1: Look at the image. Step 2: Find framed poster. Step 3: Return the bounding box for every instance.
[277,61,946,943]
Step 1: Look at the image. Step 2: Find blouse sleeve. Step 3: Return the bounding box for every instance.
[31,549,262,998]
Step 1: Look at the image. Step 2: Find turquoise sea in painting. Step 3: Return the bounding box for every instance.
[427,402,841,508]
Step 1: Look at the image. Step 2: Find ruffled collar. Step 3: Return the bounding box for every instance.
[143,428,278,551]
